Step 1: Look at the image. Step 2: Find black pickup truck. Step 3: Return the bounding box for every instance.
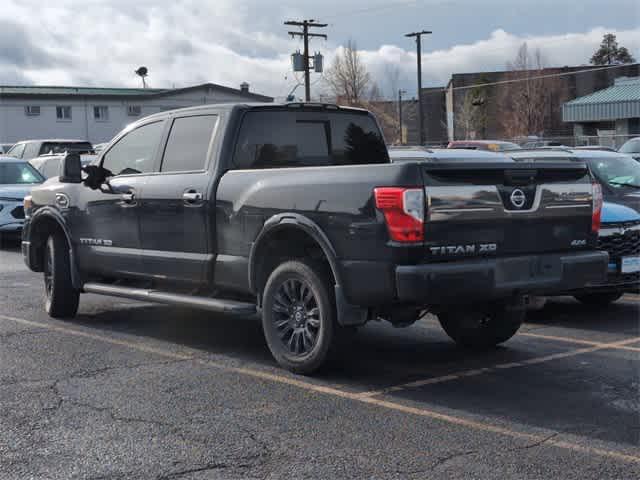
[22,103,607,373]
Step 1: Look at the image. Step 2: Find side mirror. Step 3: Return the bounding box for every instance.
[59,153,82,183]
[82,164,114,191]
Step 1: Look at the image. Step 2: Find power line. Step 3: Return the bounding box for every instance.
[447,62,639,92]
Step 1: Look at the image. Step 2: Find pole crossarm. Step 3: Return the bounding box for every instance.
[405,30,432,37]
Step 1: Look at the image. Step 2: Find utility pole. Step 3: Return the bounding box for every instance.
[405,30,431,145]
[285,20,327,101]
[398,89,406,144]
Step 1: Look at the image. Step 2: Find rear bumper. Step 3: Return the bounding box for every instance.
[569,272,640,295]
[395,251,609,305]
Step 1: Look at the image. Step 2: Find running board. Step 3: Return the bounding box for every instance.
[83,283,257,315]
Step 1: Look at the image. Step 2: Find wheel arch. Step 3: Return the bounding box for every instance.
[27,208,81,289]
[248,213,342,296]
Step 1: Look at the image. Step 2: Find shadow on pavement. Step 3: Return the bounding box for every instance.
[64,296,639,448]
[526,297,640,335]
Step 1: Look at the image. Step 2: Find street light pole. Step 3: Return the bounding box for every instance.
[405,30,431,145]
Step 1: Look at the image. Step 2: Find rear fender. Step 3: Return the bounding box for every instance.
[249,213,367,326]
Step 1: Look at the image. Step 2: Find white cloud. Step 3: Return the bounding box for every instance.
[360,27,640,96]
[0,0,638,100]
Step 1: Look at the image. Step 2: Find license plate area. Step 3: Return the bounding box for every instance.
[621,256,640,274]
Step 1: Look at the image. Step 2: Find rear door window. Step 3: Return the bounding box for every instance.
[232,110,388,169]
[23,142,41,159]
[161,115,218,172]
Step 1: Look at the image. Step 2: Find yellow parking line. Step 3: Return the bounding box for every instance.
[520,332,640,352]
[356,336,640,398]
[1,314,639,465]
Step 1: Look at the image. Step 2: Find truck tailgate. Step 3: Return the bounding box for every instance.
[421,161,596,260]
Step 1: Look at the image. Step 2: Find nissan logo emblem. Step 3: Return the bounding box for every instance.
[510,189,526,208]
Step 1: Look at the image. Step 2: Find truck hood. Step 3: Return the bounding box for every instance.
[0,184,35,200]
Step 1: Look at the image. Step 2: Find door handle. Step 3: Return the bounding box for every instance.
[183,191,203,203]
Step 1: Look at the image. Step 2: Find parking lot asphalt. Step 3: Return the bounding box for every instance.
[1,240,639,479]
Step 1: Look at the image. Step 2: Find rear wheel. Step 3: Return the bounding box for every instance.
[438,299,525,349]
[262,259,340,374]
[574,292,623,306]
[43,233,79,318]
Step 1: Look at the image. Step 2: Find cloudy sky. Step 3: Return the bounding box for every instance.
[1,0,638,100]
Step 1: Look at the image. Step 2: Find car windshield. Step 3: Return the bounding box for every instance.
[587,155,640,189]
[619,139,640,154]
[0,162,44,184]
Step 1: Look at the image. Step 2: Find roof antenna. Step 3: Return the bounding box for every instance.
[135,66,148,88]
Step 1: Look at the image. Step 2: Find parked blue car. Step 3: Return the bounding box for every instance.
[0,156,44,241]
[571,150,640,304]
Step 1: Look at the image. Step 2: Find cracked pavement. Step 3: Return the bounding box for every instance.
[1,241,639,479]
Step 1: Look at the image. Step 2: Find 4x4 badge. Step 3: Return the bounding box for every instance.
[510,189,526,208]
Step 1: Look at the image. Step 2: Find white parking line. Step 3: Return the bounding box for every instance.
[1,313,639,465]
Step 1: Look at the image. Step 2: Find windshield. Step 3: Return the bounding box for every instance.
[0,162,44,184]
[619,139,640,154]
[588,155,640,188]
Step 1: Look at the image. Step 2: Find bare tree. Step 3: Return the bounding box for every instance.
[456,91,478,140]
[499,42,555,138]
[325,39,371,105]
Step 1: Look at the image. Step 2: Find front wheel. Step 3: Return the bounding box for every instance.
[574,292,623,306]
[438,299,525,349]
[43,233,79,318]
[262,259,339,375]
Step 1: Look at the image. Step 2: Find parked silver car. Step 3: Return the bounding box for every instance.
[30,153,98,179]
[7,139,94,161]
[0,156,44,238]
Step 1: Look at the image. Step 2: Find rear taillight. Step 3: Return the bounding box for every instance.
[592,182,603,234]
[374,187,424,243]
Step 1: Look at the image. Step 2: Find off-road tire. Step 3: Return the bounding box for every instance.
[262,259,342,374]
[438,299,525,349]
[43,233,79,318]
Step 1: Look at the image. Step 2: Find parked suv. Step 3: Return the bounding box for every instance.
[7,139,94,161]
[22,103,607,373]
